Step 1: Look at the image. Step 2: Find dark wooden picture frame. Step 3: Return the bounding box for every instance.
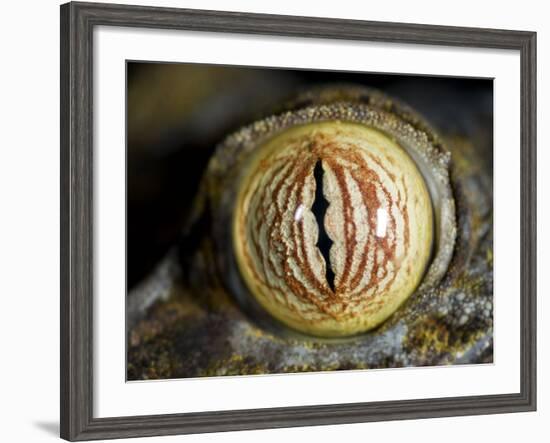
[60,1,537,440]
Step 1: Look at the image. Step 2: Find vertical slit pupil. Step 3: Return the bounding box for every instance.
[312,159,336,292]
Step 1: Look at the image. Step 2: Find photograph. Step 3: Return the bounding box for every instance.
[0,0,543,441]
[126,63,494,380]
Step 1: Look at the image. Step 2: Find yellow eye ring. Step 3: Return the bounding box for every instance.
[233,121,433,337]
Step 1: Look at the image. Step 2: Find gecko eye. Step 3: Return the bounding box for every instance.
[210,89,456,338]
[234,121,432,337]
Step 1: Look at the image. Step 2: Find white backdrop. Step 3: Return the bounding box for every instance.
[0,0,546,442]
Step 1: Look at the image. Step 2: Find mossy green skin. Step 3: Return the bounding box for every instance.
[127,86,493,380]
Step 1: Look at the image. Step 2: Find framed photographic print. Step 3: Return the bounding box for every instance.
[60,1,537,440]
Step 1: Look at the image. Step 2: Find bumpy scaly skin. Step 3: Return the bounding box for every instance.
[127,87,492,380]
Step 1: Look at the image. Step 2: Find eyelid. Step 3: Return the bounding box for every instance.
[204,87,457,338]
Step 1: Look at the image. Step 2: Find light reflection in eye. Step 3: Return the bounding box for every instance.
[375,208,388,239]
[294,204,305,222]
